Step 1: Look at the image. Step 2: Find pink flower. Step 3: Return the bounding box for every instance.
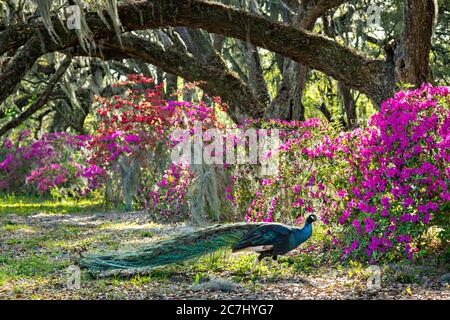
[337,189,347,198]
[338,210,351,225]
[0,154,13,170]
[3,139,12,149]
[350,239,359,251]
[352,219,361,236]
[363,218,376,234]
[124,134,141,144]
[403,197,414,208]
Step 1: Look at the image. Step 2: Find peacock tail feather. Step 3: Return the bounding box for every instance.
[80,222,263,271]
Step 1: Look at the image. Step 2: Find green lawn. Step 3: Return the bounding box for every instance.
[0,195,104,216]
[0,196,448,299]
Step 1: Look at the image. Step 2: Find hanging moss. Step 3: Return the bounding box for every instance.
[36,0,61,43]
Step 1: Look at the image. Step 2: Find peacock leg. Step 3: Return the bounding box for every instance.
[247,257,260,275]
[271,255,282,269]
[247,252,269,275]
[262,255,280,270]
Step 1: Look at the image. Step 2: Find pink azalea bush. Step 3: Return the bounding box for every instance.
[228,84,449,262]
[2,78,447,263]
[89,75,224,216]
[0,131,103,196]
[336,84,449,261]
[226,117,329,223]
[1,76,225,211]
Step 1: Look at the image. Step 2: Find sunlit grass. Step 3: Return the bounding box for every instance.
[0,196,443,299]
[100,221,160,231]
[0,253,68,288]
[0,194,104,216]
[0,223,36,233]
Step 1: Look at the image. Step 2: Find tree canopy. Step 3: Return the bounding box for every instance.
[0,0,447,133]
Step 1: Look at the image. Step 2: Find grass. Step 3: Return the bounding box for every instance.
[0,223,35,232]
[0,254,67,288]
[6,255,64,277]
[0,195,105,294]
[0,194,103,216]
[0,195,447,299]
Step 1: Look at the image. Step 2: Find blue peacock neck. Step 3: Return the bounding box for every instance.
[293,221,313,245]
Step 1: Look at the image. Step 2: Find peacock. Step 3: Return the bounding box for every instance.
[80,214,318,273]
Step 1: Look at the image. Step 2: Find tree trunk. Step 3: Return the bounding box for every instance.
[395,0,436,85]
[165,73,178,97]
[338,82,358,129]
[0,0,436,114]
[242,42,271,107]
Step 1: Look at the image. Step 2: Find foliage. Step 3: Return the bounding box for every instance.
[229,84,449,262]
[335,84,449,262]
[2,77,448,264]
[0,131,101,197]
[89,75,224,215]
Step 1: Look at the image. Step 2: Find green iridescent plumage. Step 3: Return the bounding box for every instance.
[80,223,259,271]
[80,215,317,272]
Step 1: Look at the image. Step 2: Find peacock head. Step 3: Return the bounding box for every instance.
[306,214,318,224]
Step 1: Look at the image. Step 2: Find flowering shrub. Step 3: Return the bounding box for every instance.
[228,84,449,262]
[336,84,449,261]
[90,75,224,215]
[2,78,447,263]
[0,131,102,196]
[26,163,72,192]
[226,118,331,223]
[1,76,227,214]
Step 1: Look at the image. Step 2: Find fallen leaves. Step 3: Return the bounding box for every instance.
[0,210,449,300]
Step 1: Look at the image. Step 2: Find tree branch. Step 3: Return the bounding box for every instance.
[298,0,348,29]
[0,35,45,105]
[0,57,71,137]
[69,35,264,123]
[0,0,387,104]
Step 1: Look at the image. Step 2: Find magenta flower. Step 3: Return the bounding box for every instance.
[350,239,359,251]
[0,154,13,170]
[337,189,348,198]
[363,218,376,234]
[124,134,141,144]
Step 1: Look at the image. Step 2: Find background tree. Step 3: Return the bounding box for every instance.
[0,0,446,134]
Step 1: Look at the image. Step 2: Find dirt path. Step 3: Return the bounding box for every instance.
[0,211,448,300]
